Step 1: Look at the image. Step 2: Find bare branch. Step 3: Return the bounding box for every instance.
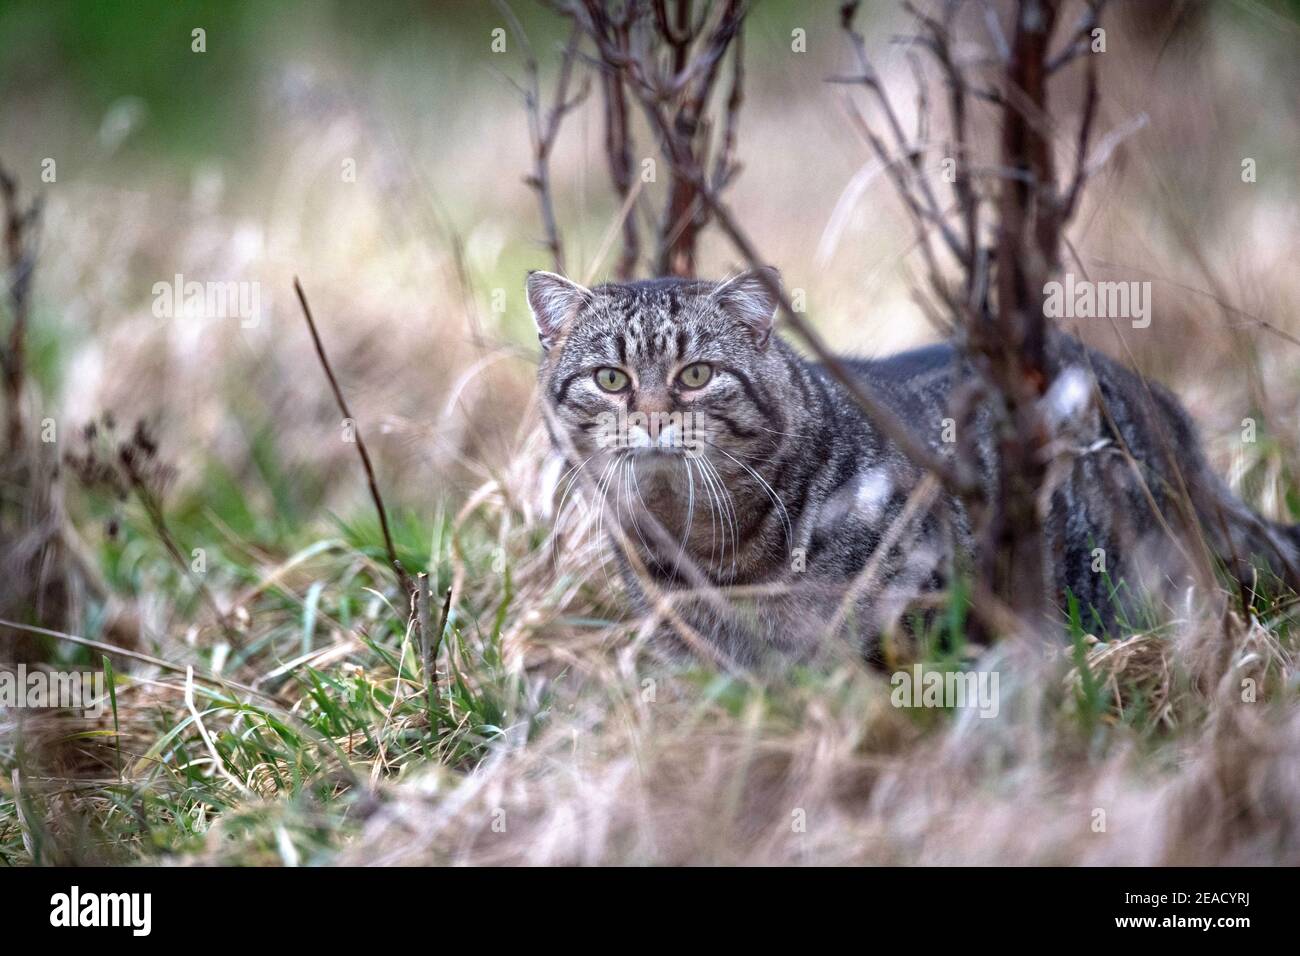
[498,1,591,273]
[1060,46,1098,223]
[711,17,745,192]
[838,1,967,264]
[835,0,1122,636]
[1047,0,1107,74]
[592,7,641,279]
[904,0,981,289]
[576,0,746,277]
[980,0,1011,63]
[293,278,412,600]
[0,163,43,453]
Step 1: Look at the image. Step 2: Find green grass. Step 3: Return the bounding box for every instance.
[0,463,543,863]
[5,460,1297,865]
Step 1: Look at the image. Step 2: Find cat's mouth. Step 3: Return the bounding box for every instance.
[628,445,689,456]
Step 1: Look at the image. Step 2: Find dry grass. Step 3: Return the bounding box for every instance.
[1,0,1299,866]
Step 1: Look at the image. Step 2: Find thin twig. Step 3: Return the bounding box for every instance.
[498,1,591,274]
[575,0,747,277]
[416,573,435,723]
[1060,34,1099,223]
[593,3,641,279]
[433,584,452,664]
[293,278,412,600]
[839,1,966,264]
[118,442,241,646]
[711,16,745,192]
[1046,0,1107,74]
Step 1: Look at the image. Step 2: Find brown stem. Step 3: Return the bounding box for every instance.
[293,278,412,600]
[597,15,640,280]
[498,1,590,274]
[118,448,241,646]
[0,164,41,454]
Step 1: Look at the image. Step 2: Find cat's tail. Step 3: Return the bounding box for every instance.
[1281,523,1300,587]
[1140,384,1300,595]
[1253,518,1300,592]
[1196,478,1300,596]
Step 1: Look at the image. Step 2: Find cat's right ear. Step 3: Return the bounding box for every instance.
[526,271,591,350]
[713,266,781,349]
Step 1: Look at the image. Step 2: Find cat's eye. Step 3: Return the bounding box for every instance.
[677,362,713,389]
[594,367,630,393]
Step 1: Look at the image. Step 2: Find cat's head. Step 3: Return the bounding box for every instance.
[527,269,787,481]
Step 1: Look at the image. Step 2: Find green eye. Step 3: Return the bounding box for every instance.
[594,367,630,392]
[677,362,713,389]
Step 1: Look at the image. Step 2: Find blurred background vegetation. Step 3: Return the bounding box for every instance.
[0,0,1292,550]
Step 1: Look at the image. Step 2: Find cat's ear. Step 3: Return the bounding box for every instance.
[714,267,781,349]
[526,271,592,350]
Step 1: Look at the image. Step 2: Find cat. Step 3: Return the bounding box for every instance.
[528,266,1300,668]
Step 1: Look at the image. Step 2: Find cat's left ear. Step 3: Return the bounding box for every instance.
[526,270,592,350]
[714,267,781,349]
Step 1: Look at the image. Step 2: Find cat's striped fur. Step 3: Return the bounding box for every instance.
[529,268,1300,667]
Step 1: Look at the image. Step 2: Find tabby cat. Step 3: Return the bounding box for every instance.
[528,267,1300,667]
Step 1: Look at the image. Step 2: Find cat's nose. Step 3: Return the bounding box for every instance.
[632,388,673,417]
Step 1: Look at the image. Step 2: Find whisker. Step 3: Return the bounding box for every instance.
[677,457,697,575]
[692,452,724,570]
[553,454,595,526]
[696,454,739,581]
[624,457,657,561]
[591,454,624,587]
[551,453,599,568]
[704,440,793,547]
[746,421,814,441]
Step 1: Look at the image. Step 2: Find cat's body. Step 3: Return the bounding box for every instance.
[529,269,1300,667]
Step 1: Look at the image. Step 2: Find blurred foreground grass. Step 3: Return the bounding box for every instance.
[3,427,1298,864]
